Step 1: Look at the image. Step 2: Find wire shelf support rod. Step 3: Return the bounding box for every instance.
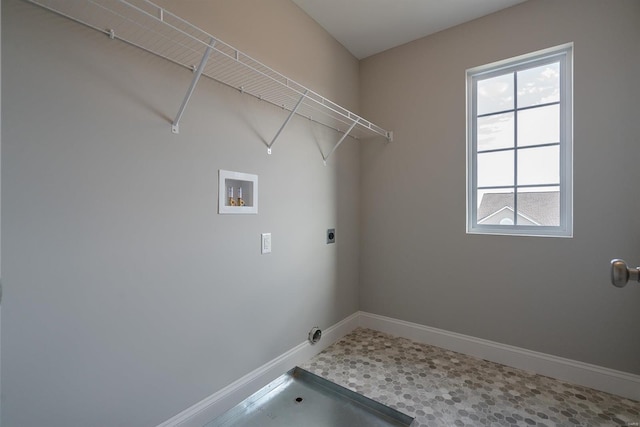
[267,90,308,154]
[322,119,360,165]
[171,37,216,134]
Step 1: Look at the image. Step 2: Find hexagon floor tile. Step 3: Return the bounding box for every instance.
[299,328,639,427]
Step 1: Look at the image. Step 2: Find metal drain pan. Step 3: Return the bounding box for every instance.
[206,367,414,427]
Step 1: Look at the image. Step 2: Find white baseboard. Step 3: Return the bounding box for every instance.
[357,311,640,401]
[156,312,360,427]
[157,310,639,426]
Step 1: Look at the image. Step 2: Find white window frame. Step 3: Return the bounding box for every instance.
[466,44,573,238]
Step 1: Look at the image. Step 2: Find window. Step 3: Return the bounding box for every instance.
[467,44,573,237]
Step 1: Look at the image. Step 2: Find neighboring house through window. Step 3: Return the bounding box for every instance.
[467,44,573,237]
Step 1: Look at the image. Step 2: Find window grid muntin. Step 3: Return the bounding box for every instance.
[478,142,560,155]
[478,183,560,191]
[468,46,572,237]
[476,100,561,119]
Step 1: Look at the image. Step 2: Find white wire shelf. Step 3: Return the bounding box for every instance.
[26,0,393,161]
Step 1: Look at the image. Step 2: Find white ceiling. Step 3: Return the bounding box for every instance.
[292,0,527,59]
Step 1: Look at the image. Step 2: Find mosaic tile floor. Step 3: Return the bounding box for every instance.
[299,328,640,427]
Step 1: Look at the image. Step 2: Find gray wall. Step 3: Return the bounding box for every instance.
[359,0,640,374]
[1,0,361,426]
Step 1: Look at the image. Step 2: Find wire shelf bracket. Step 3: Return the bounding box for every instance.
[322,119,360,166]
[172,37,215,134]
[25,0,393,161]
[267,90,308,155]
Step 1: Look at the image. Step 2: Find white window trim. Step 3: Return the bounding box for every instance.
[466,43,573,238]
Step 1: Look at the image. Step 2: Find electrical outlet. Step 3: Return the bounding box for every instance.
[327,228,336,244]
[261,233,272,254]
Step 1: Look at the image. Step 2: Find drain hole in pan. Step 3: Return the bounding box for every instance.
[295,397,303,403]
